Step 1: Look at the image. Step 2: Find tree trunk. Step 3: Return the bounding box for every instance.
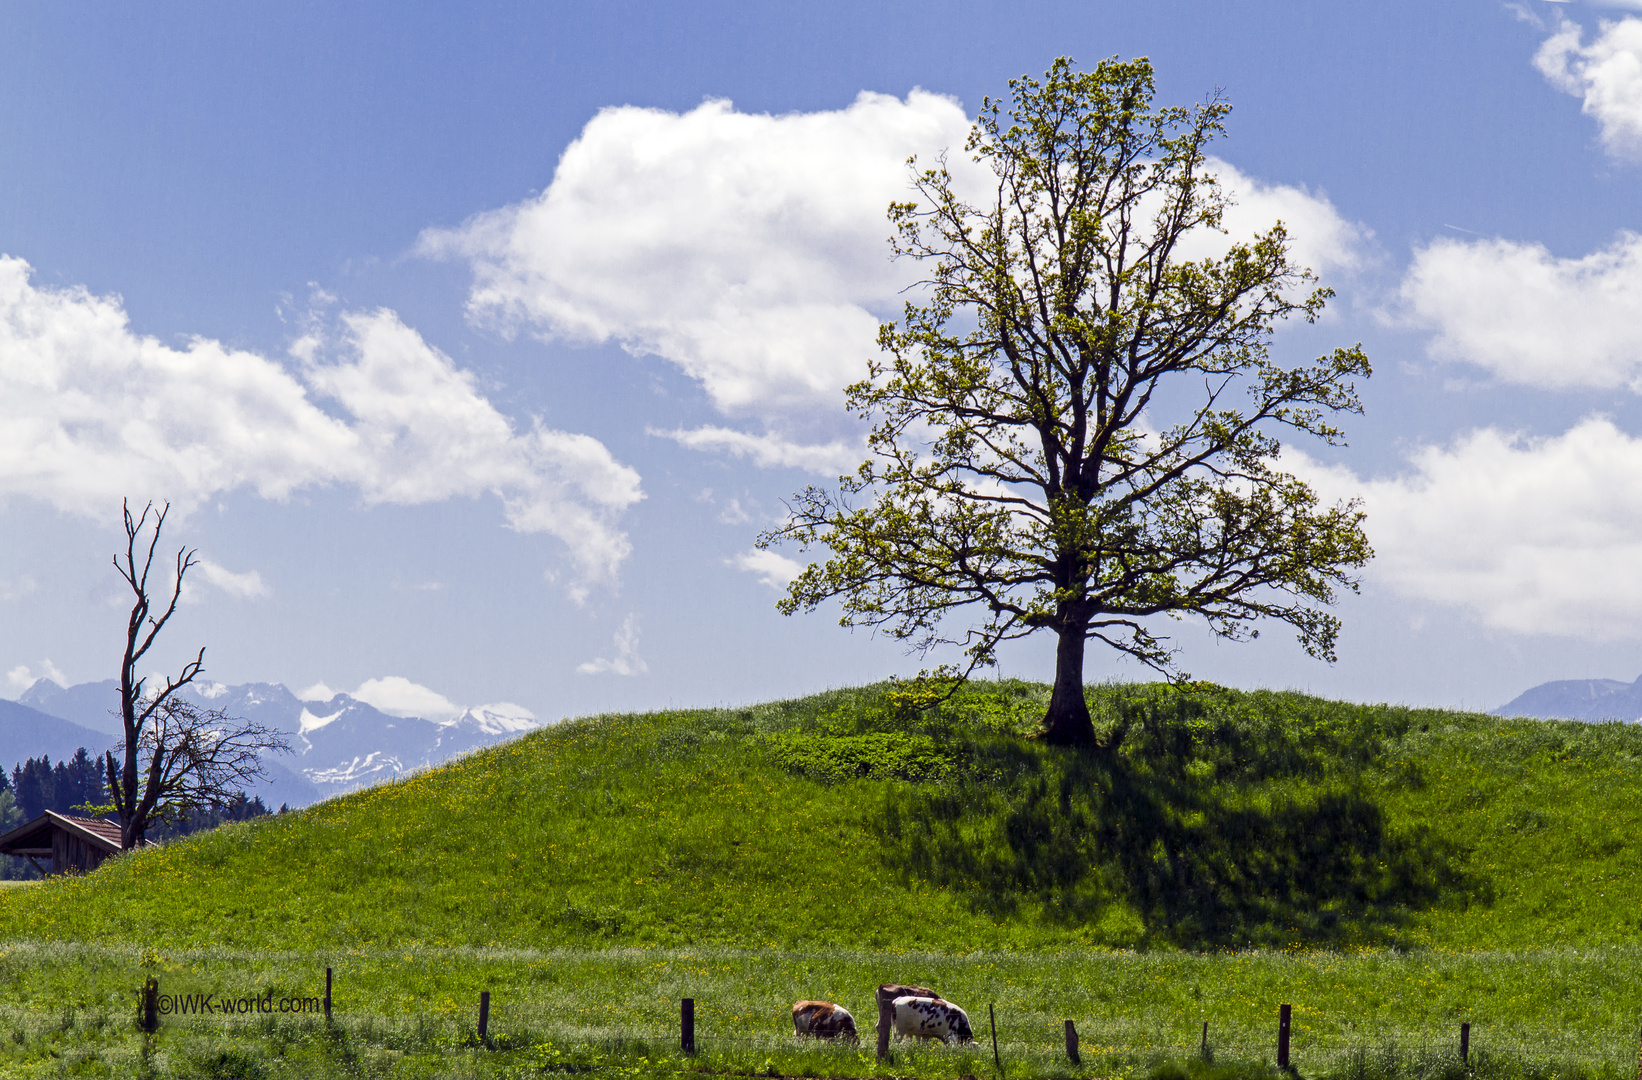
[1042,622,1095,747]
[117,661,148,849]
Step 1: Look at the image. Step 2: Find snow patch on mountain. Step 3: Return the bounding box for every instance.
[306,751,411,787]
[297,706,345,735]
[13,676,548,807]
[455,702,538,735]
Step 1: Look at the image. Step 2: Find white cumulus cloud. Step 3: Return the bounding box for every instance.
[1536,15,1642,160]
[351,675,463,722]
[300,309,645,586]
[0,257,642,590]
[730,549,804,592]
[1183,158,1371,281]
[6,659,66,694]
[298,682,338,702]
[197,559,270,600]
[421,90,972,418]
[1301,416,1642,639]
[422,95,1368,453]
[577,614,647,676]
[652,425,862,476]
[1397,232,1642,390]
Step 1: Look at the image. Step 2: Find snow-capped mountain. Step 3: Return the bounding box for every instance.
[15,678,544,806]
[460,703,543,736]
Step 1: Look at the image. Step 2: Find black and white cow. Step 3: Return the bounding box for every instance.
[890,995,974,1044]
[792,1000,857,1041]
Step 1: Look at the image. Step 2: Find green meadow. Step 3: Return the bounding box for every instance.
[2,680,1640,1077]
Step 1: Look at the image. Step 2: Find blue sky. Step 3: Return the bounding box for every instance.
[3,1,1641,721]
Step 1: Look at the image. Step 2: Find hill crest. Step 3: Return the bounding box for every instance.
[4,680,1637,956]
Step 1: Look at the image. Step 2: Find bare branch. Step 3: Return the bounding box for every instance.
[124,698,291,828]
[109,498,233,848]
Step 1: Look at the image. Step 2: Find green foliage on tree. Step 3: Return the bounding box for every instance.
[761,56,1372,746]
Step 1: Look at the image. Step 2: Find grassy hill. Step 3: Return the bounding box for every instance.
[4,680,1642,1078]
[6,678,1640,952]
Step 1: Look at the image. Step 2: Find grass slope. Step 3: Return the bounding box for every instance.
[4,680,1642,1078]
[2,679,1638,952]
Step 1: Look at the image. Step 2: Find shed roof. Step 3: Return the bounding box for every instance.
[0,811,123,857]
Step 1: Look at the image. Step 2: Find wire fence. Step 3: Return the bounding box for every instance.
[102,975,1642,1074]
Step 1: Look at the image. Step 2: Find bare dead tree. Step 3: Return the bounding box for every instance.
[103,500,289,848]
[126,697,289,831]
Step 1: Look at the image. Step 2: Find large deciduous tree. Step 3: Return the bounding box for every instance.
[105,500,288,848]
[761,57,1372,747]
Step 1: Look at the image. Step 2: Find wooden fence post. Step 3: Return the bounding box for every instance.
[681,998,695,1055]
[1460,1021,1470,1064]
[138,976,159,1033]
[1064,1019,1080,1064]
[990,1004,1002,1075]
[324,967,332,1023]
[876,995,891,1061]
[478,991,490,1043]
[1201,1021,1209,1060]
[1277,1003,1291,1070]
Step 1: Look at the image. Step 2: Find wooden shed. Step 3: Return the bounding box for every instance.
[0,811,123,875]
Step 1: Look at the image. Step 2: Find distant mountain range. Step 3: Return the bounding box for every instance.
[0,699,110,766]
[1494,675,1642,723]
[5,679,543,808]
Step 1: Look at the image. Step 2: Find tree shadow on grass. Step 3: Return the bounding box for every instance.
[876,689,1485,948]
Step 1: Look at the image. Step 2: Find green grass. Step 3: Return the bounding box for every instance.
[1,941,1639,1078]
[3,679,1641,1076]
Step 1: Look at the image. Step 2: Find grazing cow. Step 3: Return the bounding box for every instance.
[891,995,974,1044]
[792,1000,857,1041]
[876,983,941,1008]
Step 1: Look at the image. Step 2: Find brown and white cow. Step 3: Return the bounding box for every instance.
[876,983,942,1008]
[792,1000,857,1041]
[890,995,974,1044]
